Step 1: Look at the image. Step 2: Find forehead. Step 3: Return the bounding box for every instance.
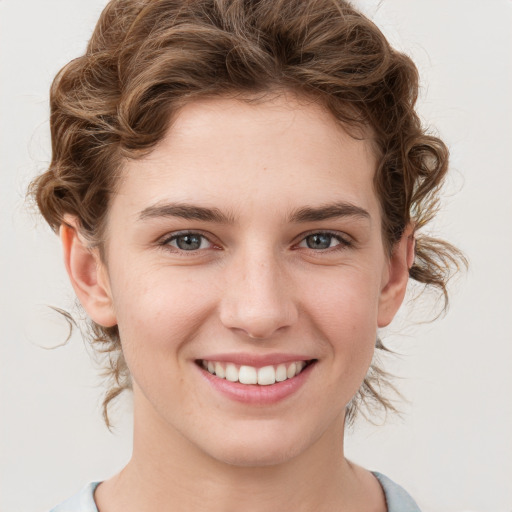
[114,93,379,222]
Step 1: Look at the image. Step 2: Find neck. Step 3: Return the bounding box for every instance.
[95,390,378,512]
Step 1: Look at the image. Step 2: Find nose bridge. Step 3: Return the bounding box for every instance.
[219,243,297,339]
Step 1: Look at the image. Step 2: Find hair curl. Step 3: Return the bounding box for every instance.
[30,0,465,426]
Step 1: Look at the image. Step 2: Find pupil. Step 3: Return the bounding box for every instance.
[177,234,201,250]
[307,234,331,249]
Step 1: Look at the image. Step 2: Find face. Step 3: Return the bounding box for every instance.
[78,94,408,467]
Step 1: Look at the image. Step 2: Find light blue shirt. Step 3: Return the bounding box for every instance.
[50,472,421,511]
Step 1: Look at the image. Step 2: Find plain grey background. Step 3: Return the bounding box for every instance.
[1,1,511,511]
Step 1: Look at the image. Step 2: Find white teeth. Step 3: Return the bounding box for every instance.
[239,365,258,384]
[225,363,239,382]
[257,366,276,386]
[201,360,311,385]
[275,364,287,382]
[215,362,225,379]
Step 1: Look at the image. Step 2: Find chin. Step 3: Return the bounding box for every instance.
[200,422,318,468]
[213,443,303,468]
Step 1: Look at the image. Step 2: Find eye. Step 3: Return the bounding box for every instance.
[163,232,213,251]
[297,232,350,250]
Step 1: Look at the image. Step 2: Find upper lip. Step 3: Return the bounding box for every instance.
[196,353,316,368]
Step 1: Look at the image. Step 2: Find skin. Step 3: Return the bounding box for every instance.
[61,93,413,512]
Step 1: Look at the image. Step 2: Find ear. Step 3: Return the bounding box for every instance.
[377,225,415,328]
[60,216,117,328]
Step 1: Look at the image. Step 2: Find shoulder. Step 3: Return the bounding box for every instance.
[372,472,422,512]
[49,482,100,512]
[49,475,420,512]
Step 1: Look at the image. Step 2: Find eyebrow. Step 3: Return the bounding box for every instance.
[288,202,371,223]
[138,202,236,224]
[138,201,370,225]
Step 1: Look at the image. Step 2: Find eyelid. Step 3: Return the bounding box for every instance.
[155,229,354,254]
[158,230,220,251]
[294,230,354,250]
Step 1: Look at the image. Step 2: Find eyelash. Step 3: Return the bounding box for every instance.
[158,230,353,254]
[296,231,353,252]
[159,231,217,253]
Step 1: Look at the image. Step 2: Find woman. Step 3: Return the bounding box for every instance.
[30,0,463,510]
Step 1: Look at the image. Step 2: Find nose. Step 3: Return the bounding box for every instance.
[219,247,298,339]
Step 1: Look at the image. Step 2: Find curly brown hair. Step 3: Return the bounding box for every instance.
[30,0,465,426]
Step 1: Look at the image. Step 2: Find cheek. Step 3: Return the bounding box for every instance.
[301,268,381,378]
[110,265,218,367]
[304,266,381,332]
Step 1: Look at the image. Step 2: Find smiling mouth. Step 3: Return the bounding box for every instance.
[196,359,316,386]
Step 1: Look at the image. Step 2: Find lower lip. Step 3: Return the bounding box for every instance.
[197,362,316,405]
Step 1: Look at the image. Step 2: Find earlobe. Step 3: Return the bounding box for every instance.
[377,226,415,328]
[60,217,117,328]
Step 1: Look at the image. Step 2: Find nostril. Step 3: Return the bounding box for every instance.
[218,274,299,339]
